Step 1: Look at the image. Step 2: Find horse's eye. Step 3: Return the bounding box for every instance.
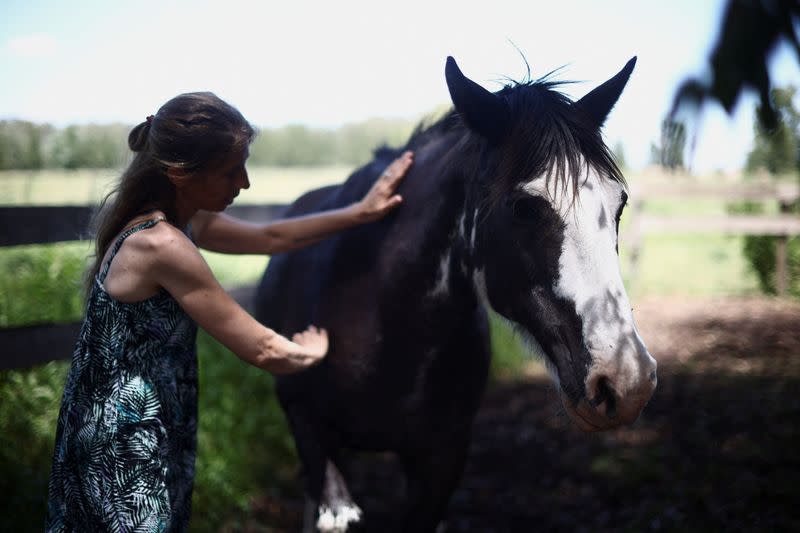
[614,191,628,223]
[511,197,542,224]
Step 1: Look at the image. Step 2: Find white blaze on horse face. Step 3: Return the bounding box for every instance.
[521,171,656,400]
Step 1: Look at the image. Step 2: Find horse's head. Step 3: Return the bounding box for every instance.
[446,56,656,432]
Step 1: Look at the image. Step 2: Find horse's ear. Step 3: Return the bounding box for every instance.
[575,56,637,127]
[445,56,510,142]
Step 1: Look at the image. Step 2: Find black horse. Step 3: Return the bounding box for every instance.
[254,56,657,532]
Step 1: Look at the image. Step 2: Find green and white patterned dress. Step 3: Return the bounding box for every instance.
[46,218,198,532]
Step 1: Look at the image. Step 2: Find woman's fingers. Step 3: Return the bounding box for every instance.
[360,151,412,221]
[382,151,413,184]
[292,325,328,359]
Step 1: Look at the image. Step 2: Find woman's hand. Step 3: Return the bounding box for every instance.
[265,325,328,374]
[356,151,414,223]
[291,325,328,360]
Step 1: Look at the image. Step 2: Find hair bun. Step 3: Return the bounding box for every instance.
[128,120,151,152]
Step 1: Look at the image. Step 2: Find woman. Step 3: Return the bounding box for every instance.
[45,91,413,532]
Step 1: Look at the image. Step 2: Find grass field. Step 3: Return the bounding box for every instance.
[0,166,354,205]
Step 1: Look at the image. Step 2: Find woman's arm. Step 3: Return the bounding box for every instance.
[148,224,327,374]
[193,151,413,255]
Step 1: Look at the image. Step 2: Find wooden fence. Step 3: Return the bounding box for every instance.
[0,204,286,370]
[624,180,800,294]
[2,180,799,371]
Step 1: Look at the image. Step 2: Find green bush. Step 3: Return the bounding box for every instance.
[0,361,69,531]
[0,244,86,531]
[0,243,88,327]
[191,331,299,532]
[0,341,296,533]
[728,200,800,298]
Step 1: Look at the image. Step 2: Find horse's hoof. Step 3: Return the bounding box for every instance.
[316,502,362,533]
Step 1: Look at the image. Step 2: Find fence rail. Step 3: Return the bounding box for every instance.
[624,180,800,295]
[3,180,799,370]
[631,181,799,203]
[630,214,800,235]
[1,204,283,371]
[0,204,288,247]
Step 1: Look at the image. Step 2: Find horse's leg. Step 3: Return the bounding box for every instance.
[316,460,362,532]
[284,404,326,533]
[284,404,361,533]
[400,438,469,533]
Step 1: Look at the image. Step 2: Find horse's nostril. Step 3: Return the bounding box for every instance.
[649,370,657,382]
[589,376,617,419]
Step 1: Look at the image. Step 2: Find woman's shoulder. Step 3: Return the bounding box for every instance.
[120,215,197,261]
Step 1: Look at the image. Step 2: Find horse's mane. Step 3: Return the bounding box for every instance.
[399,73,626,210]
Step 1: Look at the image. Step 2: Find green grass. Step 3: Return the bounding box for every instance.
[0,166,353,205]
[620,234,762,298]
[0,242,89,327]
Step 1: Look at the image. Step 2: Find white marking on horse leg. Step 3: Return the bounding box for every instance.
[316,504,362,533]
[316,460,362,532]
[317,507,336,531]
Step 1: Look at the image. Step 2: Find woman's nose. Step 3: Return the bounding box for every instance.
[240,170,250,190]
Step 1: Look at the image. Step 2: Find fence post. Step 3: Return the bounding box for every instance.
[776,235,788,297]
[776,198,793,297]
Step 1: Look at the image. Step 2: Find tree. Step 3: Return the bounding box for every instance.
[649,117,687,172]
[736,85,800,298]
[673,0,800,131]
[0,120,49,170]
[746,86,800,175]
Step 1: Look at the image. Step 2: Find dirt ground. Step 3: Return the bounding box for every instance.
[247,297,800,532]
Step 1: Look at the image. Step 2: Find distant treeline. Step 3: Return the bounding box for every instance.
[0,117,422,170]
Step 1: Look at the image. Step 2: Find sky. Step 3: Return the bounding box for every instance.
[2,0,799,173]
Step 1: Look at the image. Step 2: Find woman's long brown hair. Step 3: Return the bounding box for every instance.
[86,92,255,296]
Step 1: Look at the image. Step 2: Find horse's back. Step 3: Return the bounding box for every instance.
[253,153,398,336]
[253,184,339,331]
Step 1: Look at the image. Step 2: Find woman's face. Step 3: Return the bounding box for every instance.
[186,148,250,212]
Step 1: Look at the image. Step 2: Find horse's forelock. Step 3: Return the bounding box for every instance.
[487,81,626,207]
[401,75,626,218]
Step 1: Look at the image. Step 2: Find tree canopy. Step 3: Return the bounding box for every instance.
[746,86,800,175]
[649,118,687,172]
[673,0,800,131]
[0,118,416,171]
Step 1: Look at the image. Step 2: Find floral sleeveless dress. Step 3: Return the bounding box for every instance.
[46,218,198,533]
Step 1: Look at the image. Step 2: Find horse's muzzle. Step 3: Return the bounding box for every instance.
[563,364,657,432]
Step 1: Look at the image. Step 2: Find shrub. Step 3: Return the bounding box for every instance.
[728,201,800,298]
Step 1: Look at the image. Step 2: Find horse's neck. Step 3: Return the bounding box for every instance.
[410,170,481,306]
